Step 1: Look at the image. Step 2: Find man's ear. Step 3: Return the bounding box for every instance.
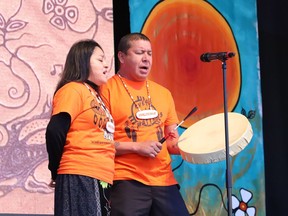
[118,51,125,63]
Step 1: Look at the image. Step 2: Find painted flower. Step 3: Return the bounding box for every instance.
[232,188,256,216]
[43,0,78,30]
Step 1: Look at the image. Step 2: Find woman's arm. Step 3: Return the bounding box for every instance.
[45,112,71,180]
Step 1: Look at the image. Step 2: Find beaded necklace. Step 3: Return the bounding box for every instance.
[117,73,158,120]
[83,82,115,133]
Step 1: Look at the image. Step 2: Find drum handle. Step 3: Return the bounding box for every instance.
[159,106,198,144]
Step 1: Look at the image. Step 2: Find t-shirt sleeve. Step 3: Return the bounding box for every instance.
[165,91,179,126]
[52,83,83,122]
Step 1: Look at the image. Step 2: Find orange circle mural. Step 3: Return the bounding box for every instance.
[142,0,241,128]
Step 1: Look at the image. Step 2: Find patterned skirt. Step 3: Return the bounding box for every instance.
[54,174,111,216]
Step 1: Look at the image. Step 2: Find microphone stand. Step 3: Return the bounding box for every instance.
[221,58,233,216]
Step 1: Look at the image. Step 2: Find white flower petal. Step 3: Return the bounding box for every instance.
[232,195,240,209]
[235,209,245,216]
[240,188,252,203]
[247,207,256,216]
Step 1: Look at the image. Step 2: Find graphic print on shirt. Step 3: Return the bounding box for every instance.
[124,95,163,142]
[90,99,114,141]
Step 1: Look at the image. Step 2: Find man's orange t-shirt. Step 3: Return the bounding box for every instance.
[101,75,179,186]
[52,82,115,184]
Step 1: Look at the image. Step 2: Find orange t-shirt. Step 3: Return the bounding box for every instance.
[52,82,115,184]
[101,75,179,186]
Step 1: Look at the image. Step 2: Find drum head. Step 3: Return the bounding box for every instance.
[178,112,253,164]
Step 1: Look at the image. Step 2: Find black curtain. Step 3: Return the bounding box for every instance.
[257,0,288,215]
[112,0,130,72]
[113,1,288,215]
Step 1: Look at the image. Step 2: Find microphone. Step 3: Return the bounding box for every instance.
[200,52,235,62]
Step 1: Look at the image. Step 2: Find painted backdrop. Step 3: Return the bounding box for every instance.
[0,0,114,214]
[129,0,265,215]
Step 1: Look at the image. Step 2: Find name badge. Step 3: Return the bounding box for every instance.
[136,110,158,120]
[106,121,115,133]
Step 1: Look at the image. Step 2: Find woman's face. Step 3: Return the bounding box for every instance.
[88,46,109,86]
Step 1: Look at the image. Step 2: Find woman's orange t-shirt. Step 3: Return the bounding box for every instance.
[52,82,115,184]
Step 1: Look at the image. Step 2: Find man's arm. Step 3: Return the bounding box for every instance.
[164,124,181,155]
[114,140,162,158]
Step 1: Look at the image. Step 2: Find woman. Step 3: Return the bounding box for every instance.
[46,39,115,216]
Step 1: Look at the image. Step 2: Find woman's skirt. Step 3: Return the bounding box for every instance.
[54,174,111,216]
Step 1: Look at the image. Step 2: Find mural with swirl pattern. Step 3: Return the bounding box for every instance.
[0,0,114,214]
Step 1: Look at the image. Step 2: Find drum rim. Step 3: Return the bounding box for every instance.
[178,112,253,164]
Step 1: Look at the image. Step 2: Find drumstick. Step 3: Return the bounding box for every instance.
[159,106,198,144]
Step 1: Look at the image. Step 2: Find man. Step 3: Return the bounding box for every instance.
[101,33,189,216]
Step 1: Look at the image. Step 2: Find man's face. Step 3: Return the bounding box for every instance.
[119,39,152,82]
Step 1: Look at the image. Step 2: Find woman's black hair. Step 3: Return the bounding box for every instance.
[55,39,103,93]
